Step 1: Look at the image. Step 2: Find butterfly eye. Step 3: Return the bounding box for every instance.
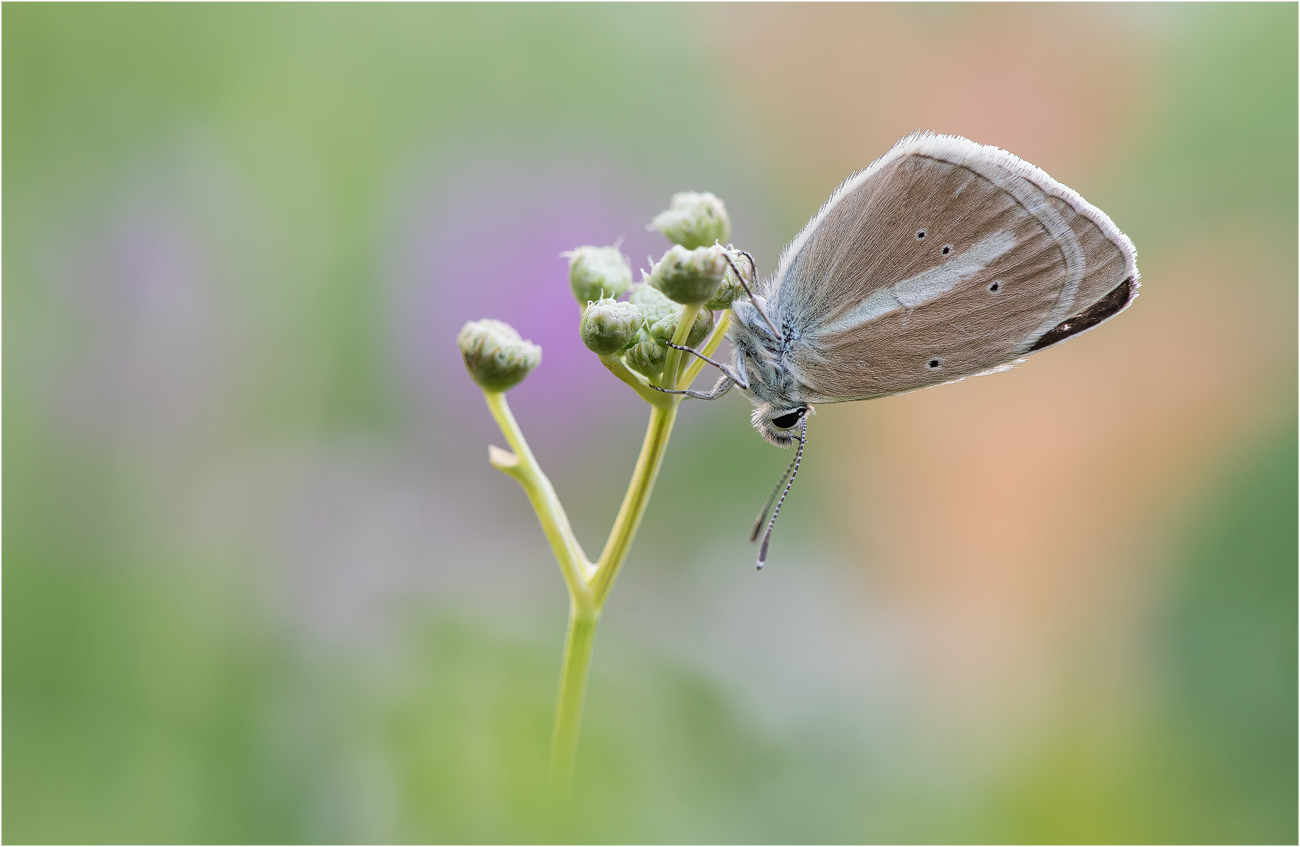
[771,409,803,429]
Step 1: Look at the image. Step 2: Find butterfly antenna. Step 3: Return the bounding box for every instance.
[721,250,782,341]
[735,249,758,280]
[750,446,800,543]
[754,416,807,570]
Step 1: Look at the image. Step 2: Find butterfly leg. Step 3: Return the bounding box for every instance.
[720,251,782,342]
[647,374,734,400]
[663,342,749,389]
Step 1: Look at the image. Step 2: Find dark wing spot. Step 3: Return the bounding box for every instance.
[989,281,1000,292]
[1028,278,1135,352]
[941,244,952,255]
[916,230,927,240]
[927,358,941,369]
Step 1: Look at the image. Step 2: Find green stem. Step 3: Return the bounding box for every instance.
[599,353,673,408]
[550,604,599,790]
[590,402,678,607]
[484,392,594,596]
[679,309,731,388]
[482,387,683,795]
[481,304,725,794]
[655,303,701,389]
[551,401,680,793]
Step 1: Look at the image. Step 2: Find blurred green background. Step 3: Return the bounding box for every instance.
[4,3,1296,843]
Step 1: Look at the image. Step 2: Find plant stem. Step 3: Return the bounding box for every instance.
[590,402,678,606]
[591,303,701,605]
[680,309,731,388]
[550,603,599,790]
[550,400,678,794]
[655,303,701,389]
[483,390,681,794]
[482,302,727,795]
[598,353,673,408]
[484,392,594,596]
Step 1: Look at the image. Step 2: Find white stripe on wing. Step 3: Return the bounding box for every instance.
[812,230,1017,336]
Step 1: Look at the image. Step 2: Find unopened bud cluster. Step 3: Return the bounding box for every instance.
[564,192,748,382]
[459,192,748,397]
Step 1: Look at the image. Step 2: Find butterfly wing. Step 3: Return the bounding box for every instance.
[771,132,1138,404]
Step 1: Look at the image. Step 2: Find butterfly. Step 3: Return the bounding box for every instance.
[662,132,1139,567]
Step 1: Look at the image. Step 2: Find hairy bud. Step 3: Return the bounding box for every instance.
[457,319,541,393]
[623,330,668,378]
[580,298,644,355]
[566,246,632,304]
[704,262,747,311]
[628,284,678,326]
[649,244,729,305]
[650,191,731,249]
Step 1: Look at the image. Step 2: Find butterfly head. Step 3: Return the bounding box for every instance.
[751,403,811,448]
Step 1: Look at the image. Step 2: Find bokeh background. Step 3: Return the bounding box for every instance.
[5,3,1296,843]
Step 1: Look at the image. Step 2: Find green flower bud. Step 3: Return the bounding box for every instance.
[623,330,668,378]
[457,319,541,393]
[566,246,632,304]
[627,284,678,326]
[649,244,729,305]
[704,264,747,311]
[650,191,731,249]
[649,306,714,349]
[580,298,644,355]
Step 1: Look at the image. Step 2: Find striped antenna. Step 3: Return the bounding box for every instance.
[721,250,782,342]
[754,415,807,569]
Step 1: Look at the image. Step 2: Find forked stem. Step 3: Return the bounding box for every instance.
[480,301,733,796]
[484,392,593,596]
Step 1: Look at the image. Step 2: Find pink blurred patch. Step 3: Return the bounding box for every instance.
[385,150,670,457]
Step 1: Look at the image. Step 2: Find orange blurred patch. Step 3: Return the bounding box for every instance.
[817,233,1291,720]
[708,4,1165,209]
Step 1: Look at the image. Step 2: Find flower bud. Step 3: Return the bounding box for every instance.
[566,246,632,304]
[622,330,668,378]
[457,319,541,393]
[649,244,729,305]
[650,192,730,249]
[649,306,714,349]
[580,298,644,355]
[704,263,747,311]
[628,284,678,326]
